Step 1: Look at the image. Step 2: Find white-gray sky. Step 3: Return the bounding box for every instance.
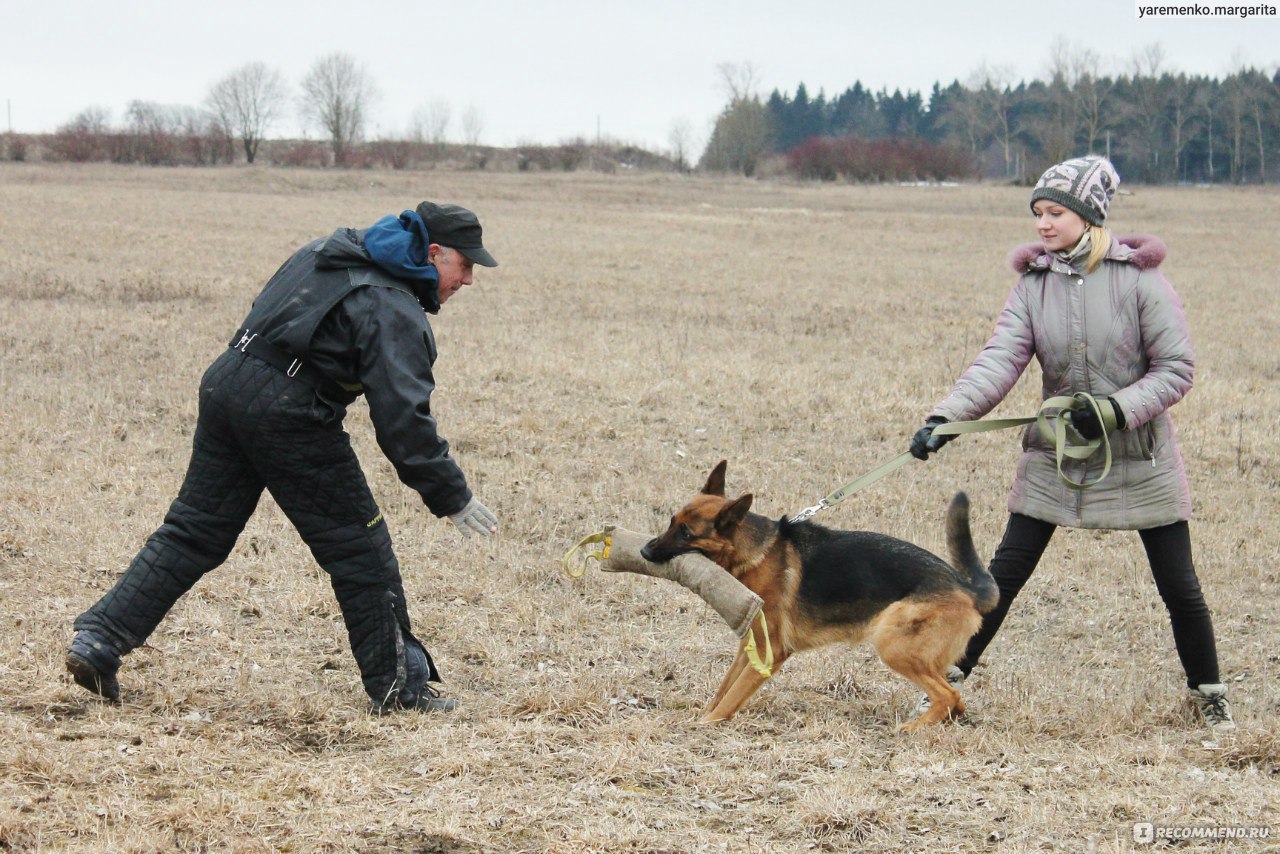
[3,0,1277,151]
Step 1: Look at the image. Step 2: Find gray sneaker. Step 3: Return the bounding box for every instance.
[407,683,459,713]
[1190,683,1237,733]
[371,683,459,715]
[913,665,967,716]
[369,640,458,715]
[401,641,456,712]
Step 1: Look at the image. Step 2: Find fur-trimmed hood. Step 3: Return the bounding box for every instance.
[1009,233,1168,274]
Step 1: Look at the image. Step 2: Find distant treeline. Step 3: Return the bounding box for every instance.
[704,66,1280,184]
[0,112,677,174]
[4,57,1277,185]
[0,52,685,174]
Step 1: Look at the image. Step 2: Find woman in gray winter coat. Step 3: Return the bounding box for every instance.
[909,155,1235,731]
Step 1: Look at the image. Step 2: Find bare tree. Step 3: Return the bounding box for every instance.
[700,61,772,176]
[69,105,112,135]
[124,100,183,165]
[1069,48,1113,154]
[299,52,377,166]
[411,99,451,159]
[1125,43,1168,178]
[460,105,485,147]
[1243,68,1278,183]
[1221,67,1251,182]
[1195,83,1218,182]
[50,106,113,162]
[668,118,694,172]
[1037,38,1084,165]
[716,61,761,102]
[1165,72,1198,181]
[967,62,1017,178]
[1031,39,1113,166]
[206,62,288,164]
[938,85,987,160]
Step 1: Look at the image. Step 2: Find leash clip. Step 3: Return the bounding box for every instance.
[789,499,827,523]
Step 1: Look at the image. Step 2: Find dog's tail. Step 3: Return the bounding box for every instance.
[945,492,998,614]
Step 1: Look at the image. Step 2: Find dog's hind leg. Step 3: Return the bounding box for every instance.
[872,599,977,731]
[893,667,961,732]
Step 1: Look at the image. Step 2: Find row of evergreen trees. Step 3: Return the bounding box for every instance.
[704,64,1279,184]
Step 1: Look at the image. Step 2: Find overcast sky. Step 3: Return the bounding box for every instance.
[3,0,1277,152]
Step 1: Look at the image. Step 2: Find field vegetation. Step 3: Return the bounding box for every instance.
[1,164,1277,851]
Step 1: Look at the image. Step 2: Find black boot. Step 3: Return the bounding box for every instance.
[66,631,123,702]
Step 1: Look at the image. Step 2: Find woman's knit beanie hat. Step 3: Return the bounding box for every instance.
[1030,155,1120,226]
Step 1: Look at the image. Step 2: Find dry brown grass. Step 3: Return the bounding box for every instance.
[1,163,1277,852]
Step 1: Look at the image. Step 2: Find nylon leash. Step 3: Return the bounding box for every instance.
[791,393,1116,522]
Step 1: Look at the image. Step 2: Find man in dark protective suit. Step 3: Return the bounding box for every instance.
[66,201,499,713]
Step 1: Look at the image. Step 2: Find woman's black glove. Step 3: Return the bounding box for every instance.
[1070,397,1125,440]
[910,417,953,460]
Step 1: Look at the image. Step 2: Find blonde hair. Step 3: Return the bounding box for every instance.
[1083,224,1111,273]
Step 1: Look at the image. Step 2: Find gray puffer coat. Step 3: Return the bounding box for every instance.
[930,234,1193,530]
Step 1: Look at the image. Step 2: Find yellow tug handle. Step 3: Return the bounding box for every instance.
[743,611,773,678]
[562,530,612,578]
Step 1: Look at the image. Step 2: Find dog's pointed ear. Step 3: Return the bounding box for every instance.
[715,493,753,534]
[701,460,728,496]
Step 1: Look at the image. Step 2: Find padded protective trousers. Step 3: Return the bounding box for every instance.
[74,349,438,709]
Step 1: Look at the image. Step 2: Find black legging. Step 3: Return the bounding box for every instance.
[957,513,1221,687]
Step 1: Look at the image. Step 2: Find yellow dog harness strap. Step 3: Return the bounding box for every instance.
[743,610,773,678]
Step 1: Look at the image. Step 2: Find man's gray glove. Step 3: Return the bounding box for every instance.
[448,496,498,537]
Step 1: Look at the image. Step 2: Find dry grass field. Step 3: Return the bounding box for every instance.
[1,163,1277,852]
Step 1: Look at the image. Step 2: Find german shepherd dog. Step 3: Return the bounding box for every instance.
[641,461,998,731]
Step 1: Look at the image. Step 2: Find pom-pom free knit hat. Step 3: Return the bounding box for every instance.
[1029,155,1120,226]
